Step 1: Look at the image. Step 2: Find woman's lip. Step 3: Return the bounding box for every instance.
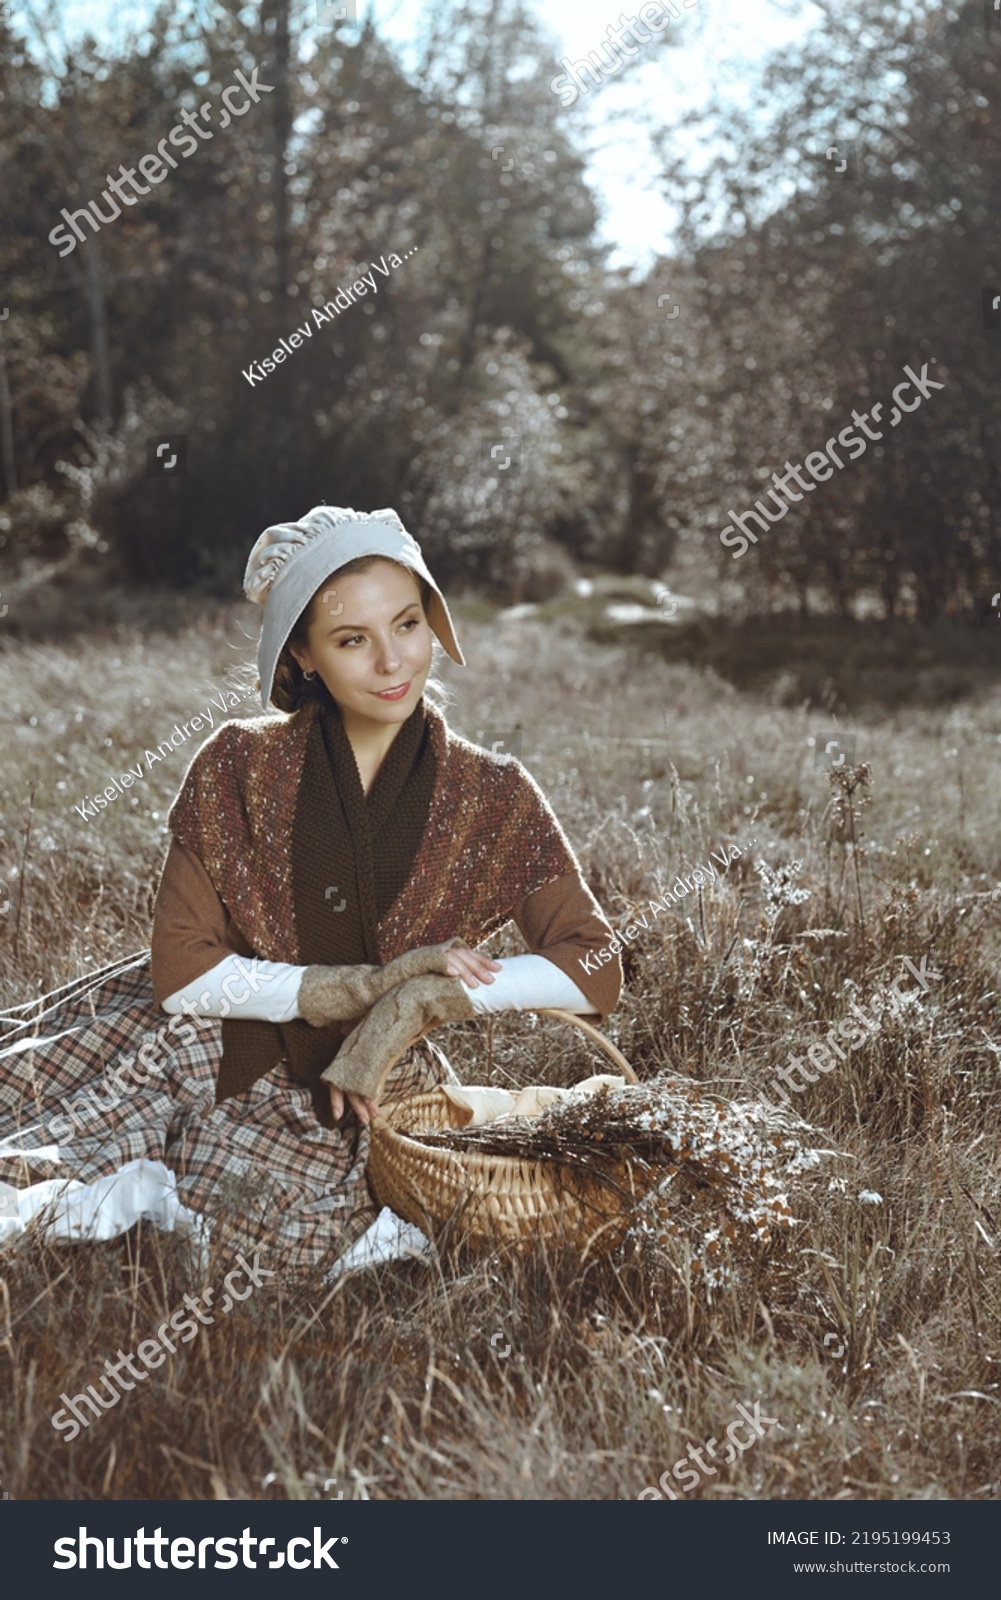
[373,682,411,700]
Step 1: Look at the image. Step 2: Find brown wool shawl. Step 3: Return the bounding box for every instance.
[167,695,578,1107]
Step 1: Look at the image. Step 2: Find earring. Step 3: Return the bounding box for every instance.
[302,669,316,681]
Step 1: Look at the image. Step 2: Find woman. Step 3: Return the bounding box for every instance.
[0,506,622,1275]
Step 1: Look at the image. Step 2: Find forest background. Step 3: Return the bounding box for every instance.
[1,0,1000,632]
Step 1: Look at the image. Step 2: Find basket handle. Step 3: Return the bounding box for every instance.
[384,1007,639,1094]
[534,1009,639,1084]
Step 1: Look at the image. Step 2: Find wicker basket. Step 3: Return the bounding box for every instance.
[367,1008,650,1259]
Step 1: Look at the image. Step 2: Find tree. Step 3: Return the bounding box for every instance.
[650,0,1001,620]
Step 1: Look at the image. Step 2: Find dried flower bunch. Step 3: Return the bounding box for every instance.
[411,1076,827,1287]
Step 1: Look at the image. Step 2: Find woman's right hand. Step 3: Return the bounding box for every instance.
[443,945,502,989]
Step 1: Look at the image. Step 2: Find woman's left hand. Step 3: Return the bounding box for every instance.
[328,1084,380,1127]
[443,946,502,989]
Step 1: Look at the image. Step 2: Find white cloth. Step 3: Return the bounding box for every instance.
[325,1206,430,1279]
[442,1074,627,1127]
[161,952,595,1025]
[0,1158,209,1270]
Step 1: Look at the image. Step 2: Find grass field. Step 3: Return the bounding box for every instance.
[1,599,999,1501]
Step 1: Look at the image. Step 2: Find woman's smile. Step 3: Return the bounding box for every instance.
[288,561,434,745]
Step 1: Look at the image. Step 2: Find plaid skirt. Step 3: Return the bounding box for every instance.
[0,953,454,1277]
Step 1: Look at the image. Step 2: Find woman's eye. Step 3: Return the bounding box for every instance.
[337,617,419,646]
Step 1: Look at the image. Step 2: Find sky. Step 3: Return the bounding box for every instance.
[16,0,818,270]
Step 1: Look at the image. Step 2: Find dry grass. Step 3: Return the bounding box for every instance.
[1,601,999,1502]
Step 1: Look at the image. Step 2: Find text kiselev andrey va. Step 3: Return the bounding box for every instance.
[241,249,418,387]
[579,837,757,975]
[72,686,254,822]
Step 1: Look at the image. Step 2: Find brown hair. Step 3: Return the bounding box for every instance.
[269,555,444,715]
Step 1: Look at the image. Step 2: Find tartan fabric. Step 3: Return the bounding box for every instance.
[0,954,454,1277]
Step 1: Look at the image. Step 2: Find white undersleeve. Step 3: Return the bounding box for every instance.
[462,954,595,1015]
[160,952,596,1025]
[161,955,304,1025]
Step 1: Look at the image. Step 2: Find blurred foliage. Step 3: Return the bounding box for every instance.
[0,0,998,617]
[655,0,1001,622]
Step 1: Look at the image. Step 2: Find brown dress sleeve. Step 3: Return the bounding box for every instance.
[150,837,256,1007]
[509,870,622,1024]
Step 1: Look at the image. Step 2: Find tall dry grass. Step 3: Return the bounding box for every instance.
[0,602,999,1501]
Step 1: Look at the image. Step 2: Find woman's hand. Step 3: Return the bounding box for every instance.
[325,948,498,1122]
[328,1084,380,1127]
[443,945,502,989]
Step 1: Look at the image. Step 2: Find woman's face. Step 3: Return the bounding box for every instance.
[289,561,434,731]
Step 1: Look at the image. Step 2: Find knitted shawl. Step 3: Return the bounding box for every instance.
[167,698,578,1093]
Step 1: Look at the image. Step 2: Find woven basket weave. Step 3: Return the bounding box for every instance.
[367,1008,649,1259]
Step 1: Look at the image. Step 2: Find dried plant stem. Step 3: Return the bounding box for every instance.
[846,802,866,946]
[12,784,35,964]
